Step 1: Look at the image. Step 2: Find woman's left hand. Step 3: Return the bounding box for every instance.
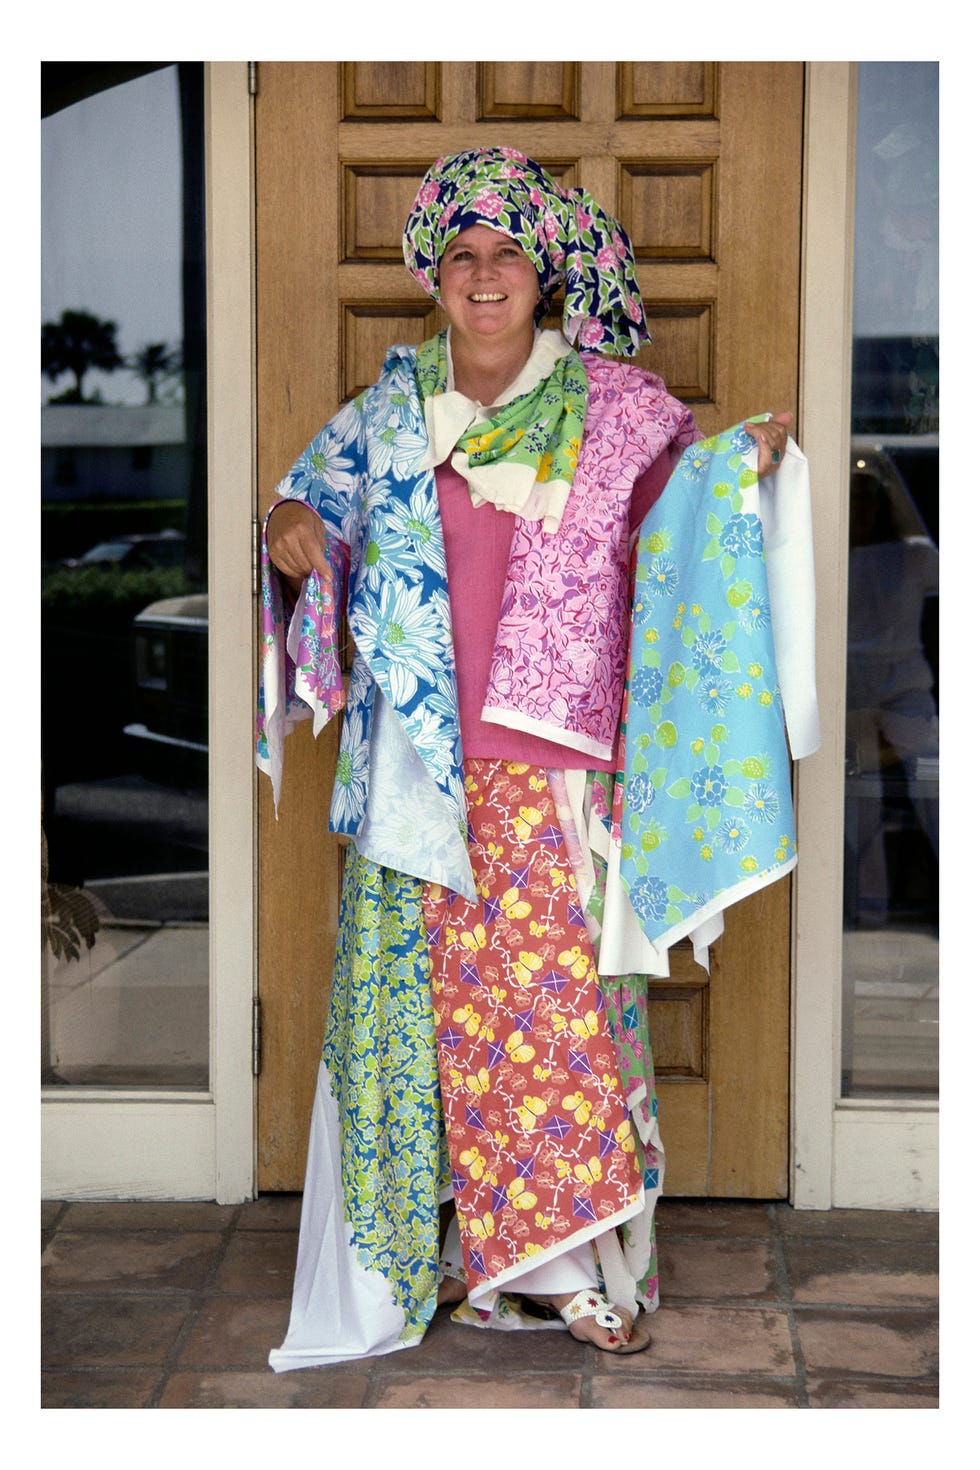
[744,412,792,477]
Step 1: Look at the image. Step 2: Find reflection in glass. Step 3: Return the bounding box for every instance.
[40,64,209,1089]
[842,62,938,1098]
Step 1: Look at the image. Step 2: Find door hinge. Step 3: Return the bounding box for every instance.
[248,62,258,97]
[252,997,262,1077]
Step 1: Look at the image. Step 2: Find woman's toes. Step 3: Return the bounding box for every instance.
[437,1275,467,1307]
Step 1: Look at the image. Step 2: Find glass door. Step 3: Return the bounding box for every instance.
[841,61,939,1100]
[41,63,255,1202]
[41,64,209,1091]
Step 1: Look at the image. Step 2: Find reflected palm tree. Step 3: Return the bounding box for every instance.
[129,341,183,404]
[41,308,123,404]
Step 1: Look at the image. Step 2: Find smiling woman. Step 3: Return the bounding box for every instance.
[437,225,540,391]
[258,143,804,1372]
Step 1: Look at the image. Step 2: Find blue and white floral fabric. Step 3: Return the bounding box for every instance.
[620,423,819,957]
[257,345,475,898]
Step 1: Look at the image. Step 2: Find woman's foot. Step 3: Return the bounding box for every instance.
[437,1273,467,1307]
[534,1290,650,1354]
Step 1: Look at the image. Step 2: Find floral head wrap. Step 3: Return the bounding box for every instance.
[403,146,650,358]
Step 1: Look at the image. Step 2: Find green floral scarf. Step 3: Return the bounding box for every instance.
[414,330,589,493]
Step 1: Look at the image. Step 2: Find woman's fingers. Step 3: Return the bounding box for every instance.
[744,413,792,478]
[266,500,331,580]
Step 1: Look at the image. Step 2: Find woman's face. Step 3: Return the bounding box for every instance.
[438,224,540,355]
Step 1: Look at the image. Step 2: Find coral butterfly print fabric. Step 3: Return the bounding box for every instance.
[424,759,645,1312]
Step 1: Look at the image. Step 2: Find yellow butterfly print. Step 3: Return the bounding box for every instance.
[562,1090,594,1125]
[569,1009,600,1041]
[559,945,591,980]
[532,1063,552,1082]
[490,984,508,1004]
[501,887,532,922]
[461,924,487,952]
[460,1146,487,1180]
[534,1211,553,1230]
[506,1177,538,1210]
[466,1068,491,1096]
[505,1030,536,1065]
[528,774,547,791]
[512,950,543,986]
[487,841,504,862]
[467,1212,495,1241]
[549,866,573,890]
[453,1003,482,1037]
[615,1118,637,1152]
[574,1156,603,1186]
[529,919,549,938]
[506,762,530,775]
[516,1095,547,1131]
[511,805,544,842]
[494,1129,510,1149]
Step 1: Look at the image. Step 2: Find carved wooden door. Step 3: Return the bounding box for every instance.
[255,61,804,1194]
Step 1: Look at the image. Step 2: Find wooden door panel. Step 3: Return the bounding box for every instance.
[340,61,441,121]
[618,61,718,118]
[256,60,803,1194]
[478,62,581,119]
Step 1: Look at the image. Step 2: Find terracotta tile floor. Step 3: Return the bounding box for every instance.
[41,1196,938,1409]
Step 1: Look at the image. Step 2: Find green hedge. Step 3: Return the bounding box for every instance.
[41,565,193,628]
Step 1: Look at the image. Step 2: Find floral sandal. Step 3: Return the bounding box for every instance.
[522,1289,652,1355]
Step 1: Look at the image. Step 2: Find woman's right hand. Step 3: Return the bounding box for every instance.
[266,500,331,594]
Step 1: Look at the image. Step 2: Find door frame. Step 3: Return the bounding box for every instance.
[41,62,939,1209]
[791,62,938,1210]
[40,63,256,1203]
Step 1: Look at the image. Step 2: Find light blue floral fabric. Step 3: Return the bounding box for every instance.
[620,424,800,949]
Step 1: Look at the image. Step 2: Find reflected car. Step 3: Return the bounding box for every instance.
[124,592,208,787]
[63,530,186,570]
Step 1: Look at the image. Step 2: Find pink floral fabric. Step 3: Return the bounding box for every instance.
[255,513,349,812]
[482,356,699,759]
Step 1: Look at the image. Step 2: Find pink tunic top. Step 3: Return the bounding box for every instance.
[438,451,677,770]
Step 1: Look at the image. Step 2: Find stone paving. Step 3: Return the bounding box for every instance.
[41,1195,938,1409]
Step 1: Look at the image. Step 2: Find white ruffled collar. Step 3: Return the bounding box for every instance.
[420,330,576,530]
